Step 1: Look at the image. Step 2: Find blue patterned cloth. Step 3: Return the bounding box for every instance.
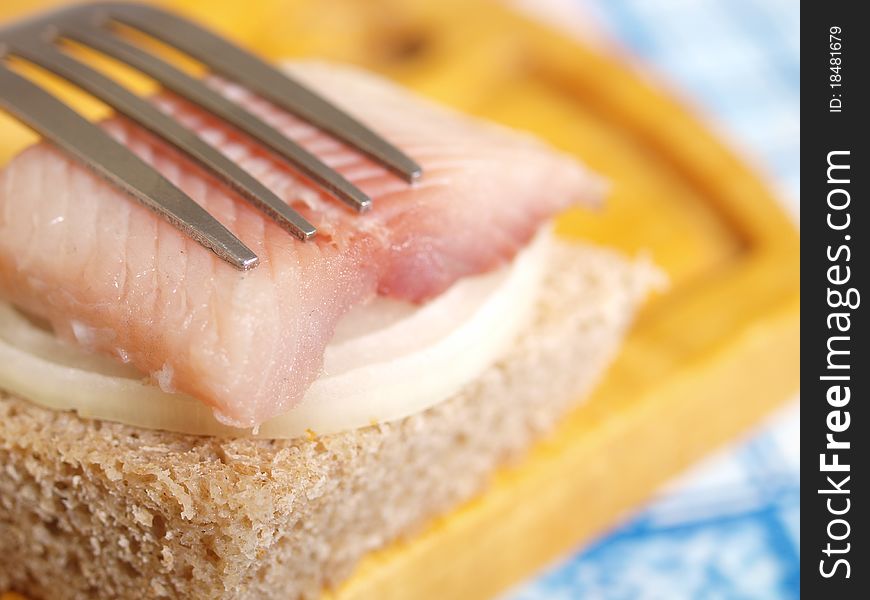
[505,1,800,598]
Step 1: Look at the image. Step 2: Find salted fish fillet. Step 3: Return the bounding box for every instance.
[0,62,602,428]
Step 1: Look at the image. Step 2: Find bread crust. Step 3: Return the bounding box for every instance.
[0,242,656,600]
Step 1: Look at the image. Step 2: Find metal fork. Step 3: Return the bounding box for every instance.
[0,2,421,269]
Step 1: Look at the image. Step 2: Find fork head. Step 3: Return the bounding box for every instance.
[0,2,422,270]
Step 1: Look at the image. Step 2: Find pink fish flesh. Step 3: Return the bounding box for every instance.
[0,62,602,428]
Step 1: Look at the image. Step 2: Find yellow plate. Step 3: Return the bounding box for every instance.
[0,1,799,599]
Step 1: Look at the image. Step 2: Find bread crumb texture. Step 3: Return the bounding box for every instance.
[1,243,658,599]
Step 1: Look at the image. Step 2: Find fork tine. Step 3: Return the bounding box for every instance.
[64,24,373,212]
[13,44,316,241]
[0,63,259,270]
[104,2,422,183]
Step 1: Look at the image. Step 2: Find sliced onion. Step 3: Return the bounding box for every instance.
[0,232,551,438]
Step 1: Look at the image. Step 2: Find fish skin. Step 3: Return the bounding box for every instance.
[0,62,603,428]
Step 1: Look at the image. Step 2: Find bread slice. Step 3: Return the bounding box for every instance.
[0,241,657,600]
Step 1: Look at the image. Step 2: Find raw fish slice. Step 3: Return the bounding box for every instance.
[0,62,602,428]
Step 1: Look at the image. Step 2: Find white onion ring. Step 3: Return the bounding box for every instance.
[0,232,550,438]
